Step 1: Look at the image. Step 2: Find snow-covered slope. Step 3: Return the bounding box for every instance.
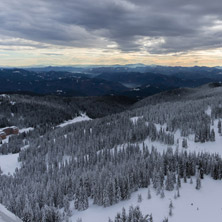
[130,109,222,155]
[68,108,222,222]
[0,204,22,222]
[68,177,222,222]
[0,153,20,175]
[57,113,91,127]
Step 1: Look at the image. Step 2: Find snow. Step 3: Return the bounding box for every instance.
[0,136,10,145]
[9,101,16,105]
[154,123,167,131]
[135,119,222,155]
[172,119,222,155]
[62,155,73,165]
[0,94,10,98]
[205,106,212,116]
[129,115,222,155]
[20,144,30,151]
[19,127,34,133]
[108,116,222,160]
[0,153,20,175]
[12,71,20,74]
[80,115,222,222]
[179,129,221,155]
[57,114,91,127]
[66,117,222,222]
[0,204,22,222]
[132,88,140,91]
[68,176,222,222]
[130,116,143,124]
[121,83,140,88]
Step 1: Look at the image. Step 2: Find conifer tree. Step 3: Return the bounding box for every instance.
[210,129,215,141]
[169,200,173,217]
[147,187,152,200]
[218,120,221,134]
[182,138,188,148]
[137,194,142,203]
[196,172,201,190]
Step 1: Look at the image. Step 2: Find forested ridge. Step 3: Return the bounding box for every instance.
[0,83,222,221]
[0,94,135,127]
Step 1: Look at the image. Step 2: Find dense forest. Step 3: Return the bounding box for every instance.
[0,83,222,221]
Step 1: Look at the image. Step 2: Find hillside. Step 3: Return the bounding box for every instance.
[0,69,128,97]
[0,83,222,221]
[96,72,211,88]
[0,94,135,128]
[0,204,22,222]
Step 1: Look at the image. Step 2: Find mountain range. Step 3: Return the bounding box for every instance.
[0,65,222,99]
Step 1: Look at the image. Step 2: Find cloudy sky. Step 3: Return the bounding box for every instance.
[0,0,222,67]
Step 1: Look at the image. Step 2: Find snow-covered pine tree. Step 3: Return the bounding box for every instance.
[218,120,221,134]
[147,187,152,199]
[182,138,188,148]
[137,194,142,203]
[210,129,215,141]
[165,171,174,191]
[196,171,201,190]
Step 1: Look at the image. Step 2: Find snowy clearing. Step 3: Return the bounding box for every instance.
[57,114,91,127]
[136,120,222,156]
[0,153,20,175]
[68,177,222,222]
[0,204,22,222]
[171,119,222,155]
[129,115,222,156]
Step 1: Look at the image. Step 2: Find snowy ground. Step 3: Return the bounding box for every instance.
[114,122,222,158]
[130,116,143,124]
[0,153,20,175]
[130,110,222,155]
[19,127,34,134]
[0,136,10,145]
[68,177,222,222]
[1,107,222,221]
[0,127,33,175]
[0,204,22,222]
[70,110,222,222]
[57,114,91,128]
[136,120,222,156]
[175,120,222,155]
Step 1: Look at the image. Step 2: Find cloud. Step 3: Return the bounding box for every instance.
[42,53,64,56]
[0,0,222,54]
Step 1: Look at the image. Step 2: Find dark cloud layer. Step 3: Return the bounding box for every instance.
[0,0,222,53]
